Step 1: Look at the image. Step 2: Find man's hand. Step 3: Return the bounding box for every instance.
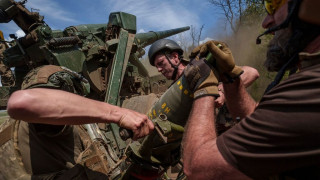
[215,91,225,108]
[7,88,154,140]
[189,40,243,83]
[184,58,219,99]
[118,109,154,140]
[215,84,225,108]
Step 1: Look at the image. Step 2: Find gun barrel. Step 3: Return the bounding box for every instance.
[135,26,190,48]
[0,0,14,23]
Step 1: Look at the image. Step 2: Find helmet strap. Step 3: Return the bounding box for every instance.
[165,52,180,80]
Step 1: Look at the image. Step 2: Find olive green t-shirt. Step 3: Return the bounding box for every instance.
[18,121,83,177]
[217,62,320,179]
[15,65,107,179]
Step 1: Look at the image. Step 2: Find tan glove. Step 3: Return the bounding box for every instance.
[189,40,243,83]
[184,58,219,99]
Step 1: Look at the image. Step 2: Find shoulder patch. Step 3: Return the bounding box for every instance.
[22,65,63,90]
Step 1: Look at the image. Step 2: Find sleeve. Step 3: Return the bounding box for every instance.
[216,66,320,178]
[21,65,90,96]
[30,123,73,137]
[21,65,90,135]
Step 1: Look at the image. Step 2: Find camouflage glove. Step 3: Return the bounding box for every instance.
[184,58,219,99]
[189,40,243,83]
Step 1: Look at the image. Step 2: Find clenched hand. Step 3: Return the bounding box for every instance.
[118,109,154,140]
[184,58,220,99]
[189,40,243,83]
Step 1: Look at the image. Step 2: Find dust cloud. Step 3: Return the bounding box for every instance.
[208,19,276,100]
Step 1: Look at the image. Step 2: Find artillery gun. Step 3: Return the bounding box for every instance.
[0,0,191,179]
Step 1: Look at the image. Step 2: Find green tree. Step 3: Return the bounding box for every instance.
[208,0,265,33]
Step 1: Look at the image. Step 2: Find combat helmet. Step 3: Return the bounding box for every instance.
[148,39,183,66]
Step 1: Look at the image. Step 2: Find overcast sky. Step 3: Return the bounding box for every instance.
[0,0,228,43]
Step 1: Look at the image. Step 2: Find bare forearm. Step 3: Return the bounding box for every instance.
[223,78,257,119]
[7,89,122,125]
[183,97,216,177]
[183,96,250,179]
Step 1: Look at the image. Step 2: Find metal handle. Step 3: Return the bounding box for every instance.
[119,128,133,141]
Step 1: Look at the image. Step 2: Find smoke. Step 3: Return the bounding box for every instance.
[209,18,276,100]
[199,37,214,45]
[225,24,265,66]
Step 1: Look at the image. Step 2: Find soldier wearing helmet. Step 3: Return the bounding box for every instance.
[148,39,188,81]
[182,0,320,179]
[149,39,260,134]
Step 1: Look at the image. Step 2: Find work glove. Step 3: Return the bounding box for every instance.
[184,58,219,99]
[189,40,243,83]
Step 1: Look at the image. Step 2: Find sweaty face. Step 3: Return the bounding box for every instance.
[154,54,175,80]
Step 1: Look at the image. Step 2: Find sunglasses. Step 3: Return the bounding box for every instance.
[263,0,287,15]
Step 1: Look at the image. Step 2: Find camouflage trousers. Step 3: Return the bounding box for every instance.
[0,60,14,86]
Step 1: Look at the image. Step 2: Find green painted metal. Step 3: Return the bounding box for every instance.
[105,29,132,150]
[121,33,135,84]
[65,24,107,35]
[147,75,194,127]
[127,115,185,165]
[3,45,24,67]
[170,122,184,133]
[109,12,136,33]
[0,1,192,178]
[105,29,129,104]
[134,26,190,49]
[53,48,86,73]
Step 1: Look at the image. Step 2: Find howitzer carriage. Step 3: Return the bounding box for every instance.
[0,0,191,179]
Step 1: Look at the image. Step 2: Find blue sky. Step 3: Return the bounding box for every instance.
[0,0,227,44]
